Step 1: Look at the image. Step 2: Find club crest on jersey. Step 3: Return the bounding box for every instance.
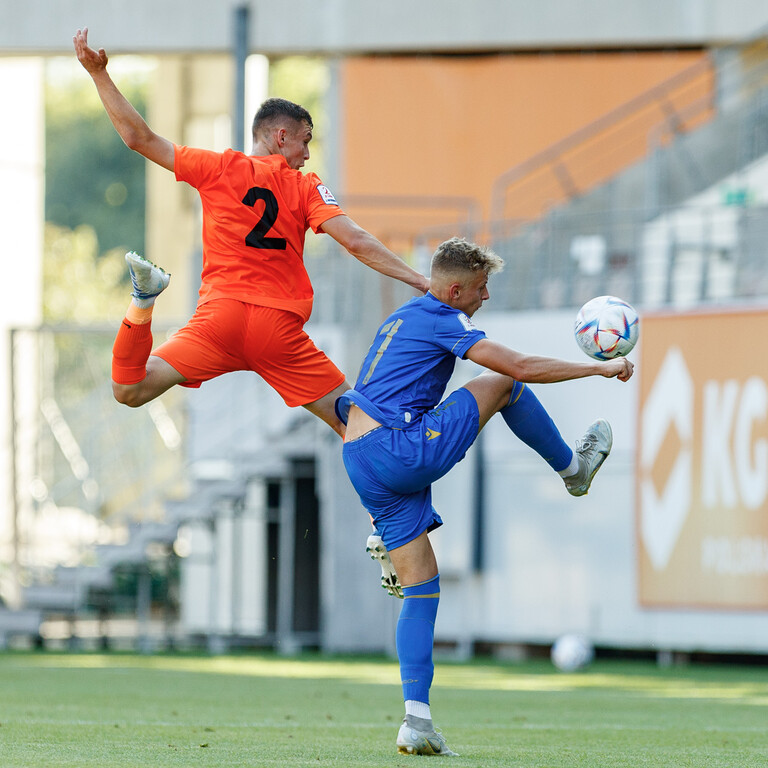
[457,312,476,331]
[316,184,338,205]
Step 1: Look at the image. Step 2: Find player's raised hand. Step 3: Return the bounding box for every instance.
[73,28,108,74]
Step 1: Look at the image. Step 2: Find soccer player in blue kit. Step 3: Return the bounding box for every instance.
[336,237,634,756]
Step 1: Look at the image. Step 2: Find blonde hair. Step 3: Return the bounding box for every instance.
[430,237,504,279]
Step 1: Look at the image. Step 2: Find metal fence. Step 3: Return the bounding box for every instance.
[305,199,768,326]
[8,326,187,578]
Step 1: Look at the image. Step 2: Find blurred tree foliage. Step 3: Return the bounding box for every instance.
[45,61,148,258]
[43,223,128,323]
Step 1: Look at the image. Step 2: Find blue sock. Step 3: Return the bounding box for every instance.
[397,574,440,705]
[500,382,573,472]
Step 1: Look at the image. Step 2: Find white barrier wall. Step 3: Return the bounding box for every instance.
[430,308,768,655]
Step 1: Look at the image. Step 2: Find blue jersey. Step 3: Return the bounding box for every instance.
[336,292,486,428]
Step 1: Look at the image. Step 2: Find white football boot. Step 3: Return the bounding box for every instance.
[564,419,613,497]
[125,251,170,308]
[366,533,403,599]
[396,716,458,757]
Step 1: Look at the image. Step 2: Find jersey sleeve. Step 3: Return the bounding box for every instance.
[174,144,225,189]
[433,308,486,359]
[302,172,345,233]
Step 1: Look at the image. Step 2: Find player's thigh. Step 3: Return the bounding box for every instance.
[245,307,346,408]
[343,432,439,551]
[406,387,482,489]
[388,530,438,586]
[152,299,249,386]
[112,355,186,406]
[302,381,351,437]
[143,354,186,394]
[461,372,518,429]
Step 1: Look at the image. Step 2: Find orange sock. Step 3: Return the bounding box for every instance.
[112,310,154,385]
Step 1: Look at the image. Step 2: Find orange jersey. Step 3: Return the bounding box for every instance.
[174,146,345,322]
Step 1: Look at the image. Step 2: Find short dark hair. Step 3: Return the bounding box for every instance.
[252,98,313,137]
[431,237,504,278]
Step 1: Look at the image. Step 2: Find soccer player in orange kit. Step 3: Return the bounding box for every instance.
[74,27,428,437]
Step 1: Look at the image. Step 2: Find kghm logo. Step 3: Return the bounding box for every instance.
[701,376,767,511]
[639,310,768,608]
[641,345,768,572]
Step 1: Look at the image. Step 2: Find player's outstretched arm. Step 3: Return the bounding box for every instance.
[73,27,174,171]
[466,339,634,383]
[320,215,430,294]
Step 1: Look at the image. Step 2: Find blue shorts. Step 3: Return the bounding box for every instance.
[342,387,480,551]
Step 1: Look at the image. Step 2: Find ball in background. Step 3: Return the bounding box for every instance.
[574,295,639,360]
[551,633,595,672]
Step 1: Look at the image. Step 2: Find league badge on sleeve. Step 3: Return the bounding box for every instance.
[457,312,476,331]
[316,184,338,205]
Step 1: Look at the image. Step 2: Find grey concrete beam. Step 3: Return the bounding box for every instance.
[3,0,768,57]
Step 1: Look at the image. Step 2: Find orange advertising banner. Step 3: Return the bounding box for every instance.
[637,307,768,609]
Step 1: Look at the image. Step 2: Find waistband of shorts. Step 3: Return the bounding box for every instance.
[342,426,389,453]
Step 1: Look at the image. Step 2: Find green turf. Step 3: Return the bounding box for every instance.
[0,652,767,767]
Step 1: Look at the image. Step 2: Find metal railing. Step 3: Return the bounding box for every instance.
[490,56,716,222]
[312,199,768,320]
[486,203,768,313]
[489,30,768,225]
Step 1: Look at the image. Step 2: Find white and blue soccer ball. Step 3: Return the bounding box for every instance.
[551,633,594,672]
[574,295,639,360]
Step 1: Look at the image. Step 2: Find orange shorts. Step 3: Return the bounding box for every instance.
[152,299,346,407]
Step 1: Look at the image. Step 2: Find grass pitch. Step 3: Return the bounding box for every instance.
[0,652,767,767]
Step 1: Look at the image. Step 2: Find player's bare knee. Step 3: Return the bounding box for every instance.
[487,375,519,413]
[112,382,146,408]
[479,372,516,401]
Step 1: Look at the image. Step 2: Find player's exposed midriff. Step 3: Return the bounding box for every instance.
[345,404,383,442]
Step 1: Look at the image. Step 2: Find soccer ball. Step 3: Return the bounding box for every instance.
[551,634,594,672]
[574,295,639,360]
